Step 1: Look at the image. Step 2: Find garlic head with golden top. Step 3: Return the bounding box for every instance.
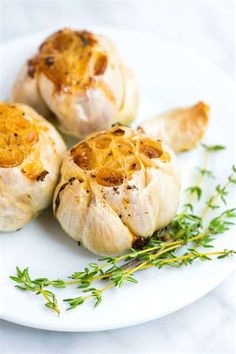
[0,102,66,231]
[11,28,139,138]
[53,125,181,256]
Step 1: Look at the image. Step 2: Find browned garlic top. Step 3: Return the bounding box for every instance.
[70,125,171,187]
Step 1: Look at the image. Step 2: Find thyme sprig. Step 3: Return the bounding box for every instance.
[185,144,225,207]
[64,248,236,310]
[9,267,63,314]
[202,165,236,219]
[10,148,236,314]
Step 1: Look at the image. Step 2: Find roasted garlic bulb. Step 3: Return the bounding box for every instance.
[0,103,66,231]
[53,125,180,256]
[12,28,138,138]
[139,102,209,152]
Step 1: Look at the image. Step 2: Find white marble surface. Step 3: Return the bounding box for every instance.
[0,1,235,353]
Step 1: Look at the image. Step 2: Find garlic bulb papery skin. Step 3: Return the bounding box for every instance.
[0,103,66,231]
[11,28,139,139]
[140,102,209,153]
[53,125,181,256]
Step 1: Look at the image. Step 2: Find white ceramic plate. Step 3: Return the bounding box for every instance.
[0,27,235,332]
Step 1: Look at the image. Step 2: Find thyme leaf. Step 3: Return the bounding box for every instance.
[201,144,226,151]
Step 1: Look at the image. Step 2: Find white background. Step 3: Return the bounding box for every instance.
[0,1,235,353]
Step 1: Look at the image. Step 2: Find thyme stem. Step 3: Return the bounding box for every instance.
[40,289,60,315]
[201,178,233,220]
[64,234,210,285]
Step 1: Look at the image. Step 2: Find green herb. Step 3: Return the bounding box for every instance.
[207,209,236,234]
[197,168,215,179]
[185,142,225,206]
[201,144,226,151]
[186,186,202,200]
[202,165,236,218]
[9,267,62,314]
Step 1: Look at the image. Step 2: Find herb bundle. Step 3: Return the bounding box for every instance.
[10,144,236,314]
